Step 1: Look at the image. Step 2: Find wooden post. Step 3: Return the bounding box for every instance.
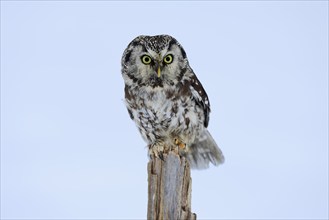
[147,150,197,220]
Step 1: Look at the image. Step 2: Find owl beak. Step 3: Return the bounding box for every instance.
[157,66,161,78]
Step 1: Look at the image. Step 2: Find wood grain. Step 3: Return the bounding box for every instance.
[147,151,196,220]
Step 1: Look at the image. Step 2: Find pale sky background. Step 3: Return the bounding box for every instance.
[1,1,328,219]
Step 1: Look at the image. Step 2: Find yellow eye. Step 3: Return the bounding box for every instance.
[163,54,173,64]
[141,55,152,64]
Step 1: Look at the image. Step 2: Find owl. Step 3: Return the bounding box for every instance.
[121,35,224,169]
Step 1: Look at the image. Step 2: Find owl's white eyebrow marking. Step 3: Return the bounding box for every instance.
[147,50,159,59]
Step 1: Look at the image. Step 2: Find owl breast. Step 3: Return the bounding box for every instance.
[126,84,204,147]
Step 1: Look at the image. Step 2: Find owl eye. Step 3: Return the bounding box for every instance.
[163,54,173,64]
[141,55,152,65]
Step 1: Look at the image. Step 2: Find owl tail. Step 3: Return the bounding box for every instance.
[185,129,225,169]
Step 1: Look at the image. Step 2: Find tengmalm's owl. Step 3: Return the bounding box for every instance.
[121,35,224,169]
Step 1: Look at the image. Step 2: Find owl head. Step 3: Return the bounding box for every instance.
[121,35,190,88]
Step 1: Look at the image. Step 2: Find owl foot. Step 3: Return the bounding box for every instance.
[149,143,166,160]
[174,138,186,150]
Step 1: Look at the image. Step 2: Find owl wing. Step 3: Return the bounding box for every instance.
[185,72,225,169]
[189,74,211,128]
[124,85,134,120]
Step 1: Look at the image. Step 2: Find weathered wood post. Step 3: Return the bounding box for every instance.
[147,149,197,220]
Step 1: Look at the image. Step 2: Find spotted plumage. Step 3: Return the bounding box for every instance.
[121,35,224,169]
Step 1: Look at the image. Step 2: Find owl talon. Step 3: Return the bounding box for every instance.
[149,143,165,160]
[159,152,164,161]
[174,138,186,150]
